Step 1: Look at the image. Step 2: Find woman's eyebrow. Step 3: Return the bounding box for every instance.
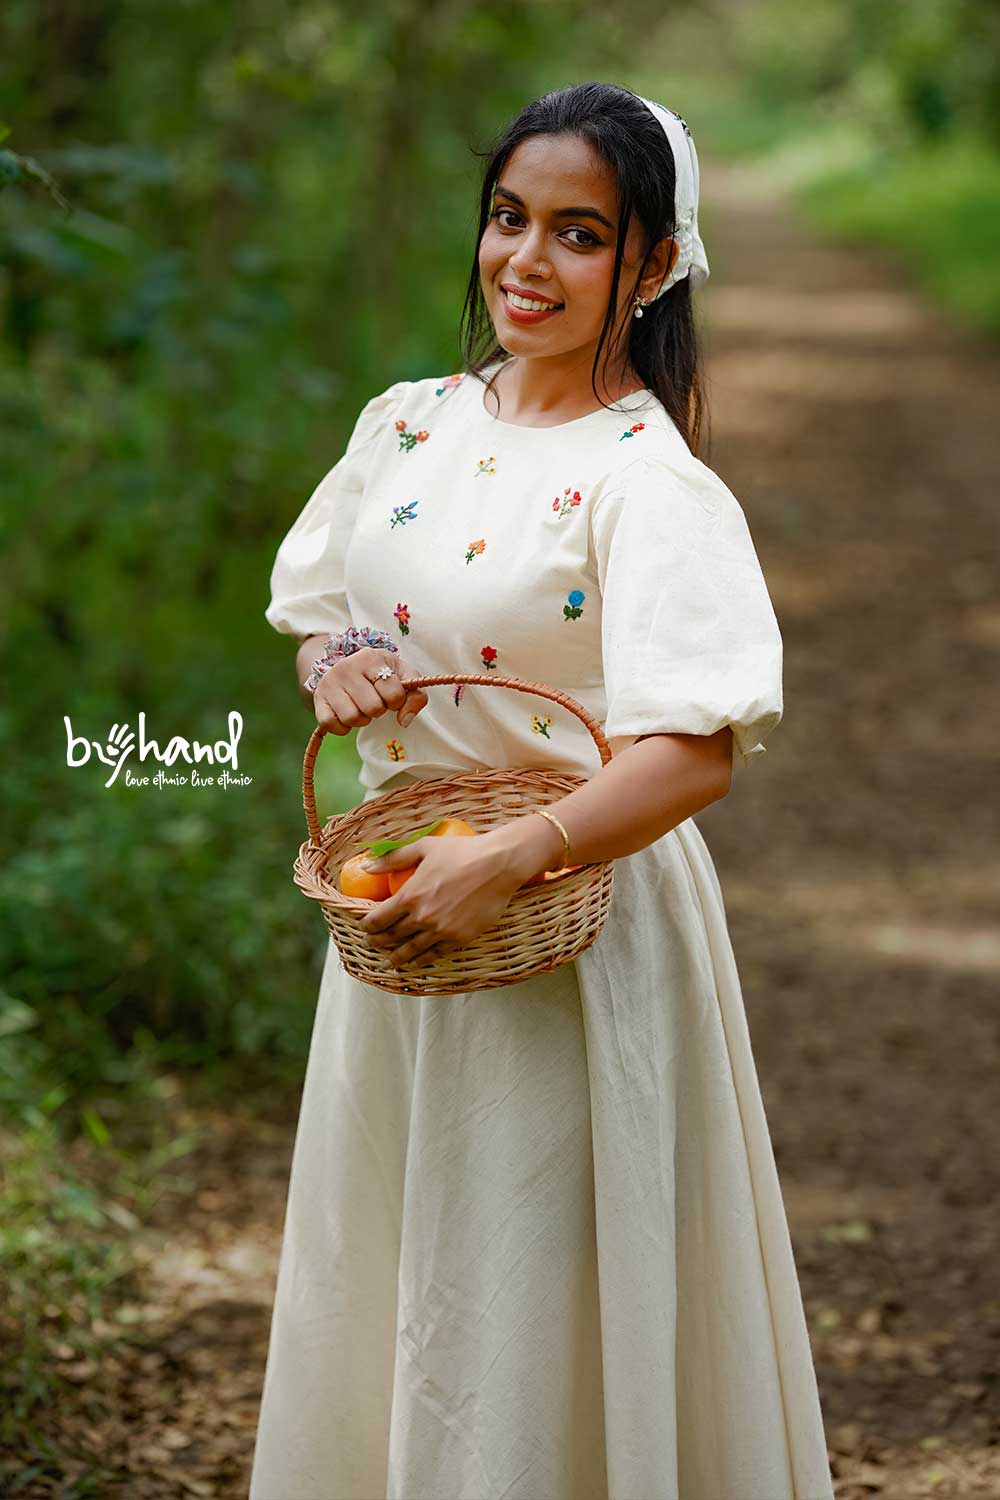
[493,185,614,231]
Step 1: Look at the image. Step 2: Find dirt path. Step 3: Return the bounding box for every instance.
[694,155,1000,1497]
[17,155,1000,1498]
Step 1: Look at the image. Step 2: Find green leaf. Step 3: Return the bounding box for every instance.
[354,818,446,856]
[81,1106,111,1147]
[0,997,40,1036]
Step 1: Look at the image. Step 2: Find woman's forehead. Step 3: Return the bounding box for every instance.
[499,133,616,207]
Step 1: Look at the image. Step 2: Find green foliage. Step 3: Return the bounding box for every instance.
[659,2,1000,335]
[1,0,650,1427]
[690,0,1000,147]
[1,0,635,1125]
[792,132,1000,335]
[0,1085,202,1437]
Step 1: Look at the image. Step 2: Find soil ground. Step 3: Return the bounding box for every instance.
[8,154,1000,1498]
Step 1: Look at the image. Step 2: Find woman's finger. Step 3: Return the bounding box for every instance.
[319,680,374,729]
[312,686,350,734]
[386,930,446,967]
[346,671,394,719]
[314,697,355,734]
[367,913,419,945]
[413,941,448,966]
[367,651,408,710]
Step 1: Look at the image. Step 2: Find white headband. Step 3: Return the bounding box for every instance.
[635,97,710,297]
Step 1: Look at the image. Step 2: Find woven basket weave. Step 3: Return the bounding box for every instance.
[292,672,615,996]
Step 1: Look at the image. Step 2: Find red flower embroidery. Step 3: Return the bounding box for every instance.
[552,486,583,518]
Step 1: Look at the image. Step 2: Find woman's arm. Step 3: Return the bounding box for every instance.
[487,726,734,882]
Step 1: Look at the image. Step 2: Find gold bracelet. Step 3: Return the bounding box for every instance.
[534,807,572,871]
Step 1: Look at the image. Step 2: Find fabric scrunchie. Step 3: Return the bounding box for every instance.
[303,625,399,694]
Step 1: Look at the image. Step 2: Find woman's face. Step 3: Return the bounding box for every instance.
[478,132,675,363]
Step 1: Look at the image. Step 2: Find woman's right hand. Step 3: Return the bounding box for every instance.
[312,647,429,736]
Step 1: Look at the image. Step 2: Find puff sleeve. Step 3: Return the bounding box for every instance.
[591,455,783,770]
[264,380,409,643]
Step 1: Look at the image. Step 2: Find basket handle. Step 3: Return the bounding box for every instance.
[302,672,614,845]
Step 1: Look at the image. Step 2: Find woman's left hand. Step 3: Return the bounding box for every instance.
[358,832,523,968]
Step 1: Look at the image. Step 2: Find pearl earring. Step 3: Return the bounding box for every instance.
[633,295,649,319]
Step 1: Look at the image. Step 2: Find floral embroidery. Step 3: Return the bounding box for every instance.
[453,684,465,707]
[465,538,486,564]
[563,589,586,621]
[481,645,498,671]
[551,486,582,518]
[475,455,497,476]
[531,714,553,739]
[395,418,430,452]
[394,602,411,636]
[618,421,646,442]
[389,500,420,529]
[435,373,464,396]
[387,738,406,762]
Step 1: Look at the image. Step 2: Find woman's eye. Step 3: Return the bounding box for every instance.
[489,208,598,247]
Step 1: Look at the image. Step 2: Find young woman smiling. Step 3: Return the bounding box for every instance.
[251,81,834,1500]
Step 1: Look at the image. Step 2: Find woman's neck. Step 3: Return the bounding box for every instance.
[487,354,645,424]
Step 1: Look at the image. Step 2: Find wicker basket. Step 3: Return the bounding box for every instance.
[292,672,616,996]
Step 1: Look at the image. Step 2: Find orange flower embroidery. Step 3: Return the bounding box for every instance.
[395,419,430,453]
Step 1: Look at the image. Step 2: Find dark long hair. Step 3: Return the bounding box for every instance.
[459,81,709,457]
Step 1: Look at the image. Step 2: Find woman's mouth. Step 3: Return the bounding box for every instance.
[500,287,564,324]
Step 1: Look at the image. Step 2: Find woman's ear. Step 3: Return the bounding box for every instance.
[642,235,679,300]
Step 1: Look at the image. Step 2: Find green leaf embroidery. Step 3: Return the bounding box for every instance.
[353,818,446,856]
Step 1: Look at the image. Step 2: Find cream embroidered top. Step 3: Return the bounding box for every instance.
[265,364,783,792]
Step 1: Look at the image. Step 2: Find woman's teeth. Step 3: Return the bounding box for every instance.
[504,290,562,311]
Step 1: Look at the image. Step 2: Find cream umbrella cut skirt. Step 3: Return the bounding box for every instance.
[249,772,834,1500]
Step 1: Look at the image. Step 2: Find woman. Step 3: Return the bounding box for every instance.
[250,82,835,1500]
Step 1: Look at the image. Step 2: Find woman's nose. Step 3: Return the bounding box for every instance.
[508,236,548,274]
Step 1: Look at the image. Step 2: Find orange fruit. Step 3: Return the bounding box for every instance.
[428,817,478,838]
[387,864,417,895]
[385,816,480,894]
[523,863,584,887]
[338,852,392,901]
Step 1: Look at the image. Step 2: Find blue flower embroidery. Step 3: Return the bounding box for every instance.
[389,500,420,529]
[564,589,585,622]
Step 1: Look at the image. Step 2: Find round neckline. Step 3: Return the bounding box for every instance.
[471,366,653,432]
